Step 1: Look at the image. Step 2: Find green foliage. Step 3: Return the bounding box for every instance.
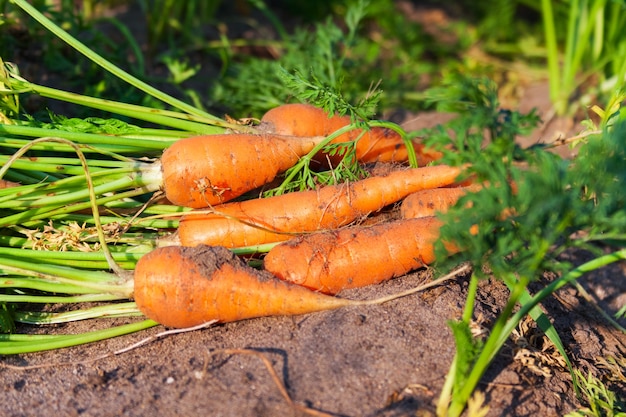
[448,319,484,393]
[541,0,626,115]
[34,113,142,135]
[208,0,441,116]
[425,75,625,279]
[277,68,382,121]
[138,0,223,51]
[423,74,625,416]
[209,0,372,116]
[565,369,626,417]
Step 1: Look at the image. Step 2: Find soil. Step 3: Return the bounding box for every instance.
[2,250,625,417]
[2,2,625,417]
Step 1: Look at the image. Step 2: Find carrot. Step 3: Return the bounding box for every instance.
[176,164,463,248]
[259,103,442,167]
[0,179,20,189]
[400,184,482,219]
[263,216,459,295]
[160,133,323,208]
[134,245,358,328]
[133,244,470,328]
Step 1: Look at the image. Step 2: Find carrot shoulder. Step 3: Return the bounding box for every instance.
[133,245,355,328]
[176,164,463,248]
[259,103,442,166]
[263,216,460,295]
[160,133,322,208]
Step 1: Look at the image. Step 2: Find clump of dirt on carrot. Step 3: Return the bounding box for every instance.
[263,216,461,295]
[160,132,323,208]
[133,245,359,328]
[175,164,463,248]
[258,103,442,167]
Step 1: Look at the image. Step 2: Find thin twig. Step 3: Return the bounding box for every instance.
[544,129,602,149]
[362,263,472,306]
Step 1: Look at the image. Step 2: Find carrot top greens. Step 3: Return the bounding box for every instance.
[418,76,626,417]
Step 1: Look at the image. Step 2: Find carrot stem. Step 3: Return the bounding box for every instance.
[13,302,143,324]
[0,320,158,355]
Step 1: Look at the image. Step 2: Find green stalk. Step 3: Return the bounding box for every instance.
[0,319,158,354]
[0,134,170,155]
[0,123,180,150]
[9,0,223,123]
[498,249,626,346]
[561,0,581,114]
[30,213,178,230]
[0,276,127,295]
[7,170,153,208]
[447,273,531,417]
[0,185,161,227]
[0,165,141,200]
[13,302,143,324]
[0,293,128,303]
[0,155,133,169]
[0,169,153,210]
[0,247,143,264]
[0,156,110,176]
[462,272,479,324]
[541,0,560,109]
[0,257,126,287]
[3,80,231,133]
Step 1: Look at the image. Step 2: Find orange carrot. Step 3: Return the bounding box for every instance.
[160,133,322,208]
[259,103,442,167]
[263,216,460,295]
[133,244,468,328]
[133,245,361,328]
[400,184,482,219]
[0,179,20,189]
[176,164,463,248]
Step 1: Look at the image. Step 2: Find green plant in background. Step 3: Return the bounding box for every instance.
[542,0,626,116]
[421,75,626,416]
[138,0,223,52]
[565,367,626,417]
[209,0,372,115]
[208,0,445,116]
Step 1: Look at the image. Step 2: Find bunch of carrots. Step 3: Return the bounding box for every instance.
[128,103,474,328]
[0,102,472,332]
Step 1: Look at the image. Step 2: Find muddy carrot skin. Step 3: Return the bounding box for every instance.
[400,185,482,219]
[160,133,322,208]
[262,216,458,295]
[176,164,462,248]
[133,245,356,328]
[259,103,442,166]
